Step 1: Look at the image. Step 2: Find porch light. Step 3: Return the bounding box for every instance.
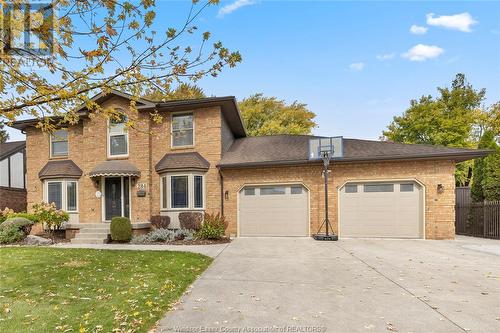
[437,184,444,194]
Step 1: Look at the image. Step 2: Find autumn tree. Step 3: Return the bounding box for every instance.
[143,83,206,102]
[382,73,489,186]
[0,122,9,143]
[239,94,317,136]
[0,1,241,132]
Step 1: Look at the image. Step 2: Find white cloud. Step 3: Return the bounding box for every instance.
[376,53,395,61]
[349,62,365,71]
[410,25,428,35]
[401,44,444,62]
[218,0,256,18]
[426,12,478,32]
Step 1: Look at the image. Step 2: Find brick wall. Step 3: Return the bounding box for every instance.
[150,107,223,216]
[0,187,27,212]
[25,98,225,224]
[222,159,456,240]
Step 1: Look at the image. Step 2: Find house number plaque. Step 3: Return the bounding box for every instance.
[136,183,147,197]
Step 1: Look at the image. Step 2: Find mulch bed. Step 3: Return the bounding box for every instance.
[167,238,231,245]
[36,230,70,243]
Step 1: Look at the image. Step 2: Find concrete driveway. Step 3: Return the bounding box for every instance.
[156,236,500,333]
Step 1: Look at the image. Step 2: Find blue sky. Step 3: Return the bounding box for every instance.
[6,0,500,141]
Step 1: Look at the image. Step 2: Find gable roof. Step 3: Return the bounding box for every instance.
[155,152,210,173]
[38,160,83,179]
[0,141,25,160]
[9,90,246,137]
[75,89,156,112]
[218,135,492,168]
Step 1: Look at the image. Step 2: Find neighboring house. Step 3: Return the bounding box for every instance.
[10,90,490,240]
[0,141,27,212]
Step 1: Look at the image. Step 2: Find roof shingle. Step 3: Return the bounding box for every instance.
[155,152,210,173]
[38,160,83,179]
[0,141,25,160]
[218,135,492,168]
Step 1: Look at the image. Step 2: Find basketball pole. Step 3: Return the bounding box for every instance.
[313,150,338,241]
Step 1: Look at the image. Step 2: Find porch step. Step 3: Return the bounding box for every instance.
[71,238,108,244]
[74,223,110,228]
[75,233,110,239]
[70,224,110,244]
[79,228,110,234]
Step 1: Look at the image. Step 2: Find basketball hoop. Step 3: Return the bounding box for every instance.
[313,140,338,241]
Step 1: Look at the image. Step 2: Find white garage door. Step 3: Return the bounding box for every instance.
[239,185,309,237]
[339,181,423,238]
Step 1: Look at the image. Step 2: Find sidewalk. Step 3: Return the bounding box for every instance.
[52,242,230,258]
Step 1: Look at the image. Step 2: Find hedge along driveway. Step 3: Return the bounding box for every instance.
[0,247,212,333]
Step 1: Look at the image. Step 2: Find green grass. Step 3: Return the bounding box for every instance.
[0,247,212,333]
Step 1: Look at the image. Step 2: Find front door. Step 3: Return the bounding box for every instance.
[104,177,130,221]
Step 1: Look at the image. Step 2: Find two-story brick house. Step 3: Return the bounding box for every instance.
[11,90,490,240]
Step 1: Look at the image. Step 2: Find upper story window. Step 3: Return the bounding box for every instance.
[108,114,128,157]
[50,129,68,157]
[171,113,194,147]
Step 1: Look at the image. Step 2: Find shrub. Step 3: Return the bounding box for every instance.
[179,212,203,231]
[0,217,34,236]
[150,215,170,229]
[174,228,195,241]
[8,212,40,223]
[131,228,195,244]
[110,217,132,242]
[196,212,228,240]
[32,202,69,231]
[0,225,25,244]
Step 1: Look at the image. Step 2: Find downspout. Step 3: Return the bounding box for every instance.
[148,111,154,220]
[219,167,224,215]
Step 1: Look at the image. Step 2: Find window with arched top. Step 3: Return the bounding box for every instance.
[108,113,128,157]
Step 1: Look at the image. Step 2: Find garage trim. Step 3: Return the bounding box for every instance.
[236,181,311,237]
[337,178,426,239]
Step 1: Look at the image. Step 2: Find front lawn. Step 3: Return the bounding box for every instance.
[0,248,212,332]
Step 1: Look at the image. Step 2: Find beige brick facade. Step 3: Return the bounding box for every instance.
[24,95,456,240]
[25,96,226,224]
[221,160,456,240]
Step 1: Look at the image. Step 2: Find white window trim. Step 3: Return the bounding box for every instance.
[160,172,205,211]
[170,112,195,149]
[44,179,78,213]
[107,117,129,158]
[49,129,69,158]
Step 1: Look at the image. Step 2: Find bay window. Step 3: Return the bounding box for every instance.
[161,173,204,210]
[45,179,78,212]
[108,114,128,157]
[171,113,194,147]
[171,175,189,208]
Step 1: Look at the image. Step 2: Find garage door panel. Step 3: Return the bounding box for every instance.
[340,181,423,239]
[239,185,308,237]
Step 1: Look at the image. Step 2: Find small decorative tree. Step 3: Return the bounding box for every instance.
[32,202,69,235]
